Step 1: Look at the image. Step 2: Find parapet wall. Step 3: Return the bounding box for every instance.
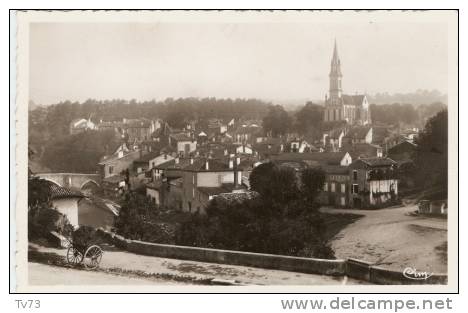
[97,229,447,285]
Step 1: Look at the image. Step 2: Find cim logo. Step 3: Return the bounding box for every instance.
[403,267,433,280]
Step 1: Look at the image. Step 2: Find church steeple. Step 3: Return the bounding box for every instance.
[328,39,343,105]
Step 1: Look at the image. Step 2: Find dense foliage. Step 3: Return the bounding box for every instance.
[114,192,176,244]
[369,102,446,127]
[412,110,448,199]
[262,105,292,137]
[294,102,323,135]
[40,130,120,173]
[176,163,333,258]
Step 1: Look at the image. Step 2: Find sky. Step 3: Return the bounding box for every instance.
[29,19,449,105]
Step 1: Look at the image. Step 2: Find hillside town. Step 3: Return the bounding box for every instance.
[27,40,449,285]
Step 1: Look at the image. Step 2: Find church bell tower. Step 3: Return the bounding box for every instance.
[328,39,343,105]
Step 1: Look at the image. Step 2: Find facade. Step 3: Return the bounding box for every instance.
[323,41,371,125]
[318,166,350,207]
[349,158,398,208]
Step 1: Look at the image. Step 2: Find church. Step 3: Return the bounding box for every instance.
[323,41,371,125]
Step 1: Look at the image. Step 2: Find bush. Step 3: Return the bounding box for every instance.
[28,207,74,241]
[72,226,99,253]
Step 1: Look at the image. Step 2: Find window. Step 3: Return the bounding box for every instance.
[353,170,358,181]
[331,183,336,192]
[108,166,113,175]
[341,183,346,193]
[323,183,328,191]
[352,184,359,194]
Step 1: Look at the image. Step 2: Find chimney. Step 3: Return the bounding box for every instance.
[205,160,209,170]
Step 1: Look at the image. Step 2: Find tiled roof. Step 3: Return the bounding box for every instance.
[47,183,84,200]
[272,152,347,165]
[184,158,231,172]
[355,157,397,167]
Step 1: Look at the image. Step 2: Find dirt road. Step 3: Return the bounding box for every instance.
[29,243,365,286]
[321,205,447,273]
[29,262,184,285]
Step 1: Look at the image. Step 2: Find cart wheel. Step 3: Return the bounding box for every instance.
[83,245,103,269]
[66,246,83,266]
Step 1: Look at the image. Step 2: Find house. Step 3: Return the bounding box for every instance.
[180,157,245,213]
[152,156,248,213]
[133,151,175,176]
[233,124,263,144]
[69,118,96,135]
[122,118,159,142]
[47,183,85,228]
[98,144,141,179]
[349,157,398,208]
[169,133,197,156]
[46,182,117,229]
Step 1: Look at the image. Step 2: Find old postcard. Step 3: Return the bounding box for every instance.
[12,10,458,293]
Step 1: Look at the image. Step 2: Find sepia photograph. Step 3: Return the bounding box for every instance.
[12,10,458,293]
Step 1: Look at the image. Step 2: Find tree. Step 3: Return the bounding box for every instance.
[413,110,448,198]
[41,129,120,173]
[262,105,292,137]
[300,167,326,204]
[294,102,323,135]
[249,162,299,206]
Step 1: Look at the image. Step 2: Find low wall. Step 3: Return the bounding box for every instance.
[97,229,448,284]
[96,229,344,276]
